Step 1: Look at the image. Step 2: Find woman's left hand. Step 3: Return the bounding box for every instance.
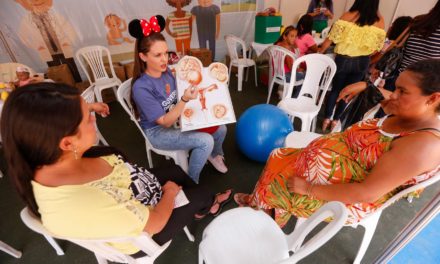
[287,176,309,195]
[89,102,110,117]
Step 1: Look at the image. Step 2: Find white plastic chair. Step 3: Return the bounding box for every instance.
[284,134,440,264]
[199,202,347,264]
[224,34,257,92]
[117,79,189,172]
[81,86,109,146]
[20,207,194,263]
[76,46,121,102]
[0,240,22,258]
[277,54,336,132]
[266,45,302,104]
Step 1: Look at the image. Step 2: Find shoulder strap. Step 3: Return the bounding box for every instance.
[396,127,440,140]
[395,27,410,48]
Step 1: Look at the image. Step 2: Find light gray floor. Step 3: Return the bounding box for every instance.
[1,73,438,264]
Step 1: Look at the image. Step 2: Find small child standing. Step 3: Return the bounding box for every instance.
[14,67,37,88]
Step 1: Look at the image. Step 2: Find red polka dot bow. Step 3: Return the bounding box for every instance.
[140,16,161,37]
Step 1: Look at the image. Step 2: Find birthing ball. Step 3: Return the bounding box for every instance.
[236,104,293,163]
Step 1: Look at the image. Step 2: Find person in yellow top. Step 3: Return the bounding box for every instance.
[319,0,386,132]
[1,82,232,256]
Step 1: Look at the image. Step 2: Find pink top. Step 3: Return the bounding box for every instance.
[295,33,316,57]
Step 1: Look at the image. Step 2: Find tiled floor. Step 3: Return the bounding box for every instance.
[0,73,438,264]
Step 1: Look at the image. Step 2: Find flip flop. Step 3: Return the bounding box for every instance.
[210,189,233,217]
[233,193,250,207]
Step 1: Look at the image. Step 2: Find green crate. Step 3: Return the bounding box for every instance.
[254,16,282,44]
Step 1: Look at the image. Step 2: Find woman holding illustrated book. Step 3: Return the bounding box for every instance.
[129,15,229,183]
[1,82,233,256]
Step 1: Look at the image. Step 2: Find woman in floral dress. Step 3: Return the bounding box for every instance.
[235,59,440,226]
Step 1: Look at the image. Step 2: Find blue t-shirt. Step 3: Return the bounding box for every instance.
[132,69,177,130]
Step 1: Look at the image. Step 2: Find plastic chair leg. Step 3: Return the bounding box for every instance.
[146,148,153,169]
[266,79,276,104]
[184,226,195,242]
[94,253,109,264]
[300,117,312,132]
[353,213,381,264]
[290,217,307,252]
[95,89,104,103]
[245,66,249,82]
[0,241,22,258]
[174,153,189,174]
[237,66,244,92]
[254,65,258,87]
[43,234,65,255]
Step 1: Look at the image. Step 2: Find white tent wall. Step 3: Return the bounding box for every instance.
[0,0,437,77]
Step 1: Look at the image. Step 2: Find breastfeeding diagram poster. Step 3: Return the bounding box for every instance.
[176,56,236,132]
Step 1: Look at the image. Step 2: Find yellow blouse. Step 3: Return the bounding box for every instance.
[328,20,386,57]
[32,155,149,254]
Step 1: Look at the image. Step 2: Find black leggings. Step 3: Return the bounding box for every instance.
[148,165,214,245]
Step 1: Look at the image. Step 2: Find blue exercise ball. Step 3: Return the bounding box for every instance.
[236,104,293,163]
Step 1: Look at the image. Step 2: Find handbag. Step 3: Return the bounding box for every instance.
[339,81,385,130]
[375,27,410,79]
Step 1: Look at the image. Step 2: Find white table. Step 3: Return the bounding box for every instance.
[251,42,272,57]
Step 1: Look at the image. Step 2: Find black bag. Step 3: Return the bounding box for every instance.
[375,27,410,80]
[339,82,385,130]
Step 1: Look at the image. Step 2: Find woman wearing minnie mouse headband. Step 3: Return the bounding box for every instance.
[129,15,229,183]
[128,15,232,212]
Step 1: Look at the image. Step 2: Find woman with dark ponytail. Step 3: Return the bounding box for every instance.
[128,16,229,184]
[1,82,232,254]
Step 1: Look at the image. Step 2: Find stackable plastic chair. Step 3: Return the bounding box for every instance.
[320,26,331,39]
[81,86,109,146]
[117,79,189,172]
[199,202,347,264]
[0,240,22,259]
[76,46,121,102]
[277,54,336,132]
[224,34,257,92]
[266,45,302,104]
[20,207,194,263]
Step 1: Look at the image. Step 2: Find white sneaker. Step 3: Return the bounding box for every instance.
[208,155,228,173]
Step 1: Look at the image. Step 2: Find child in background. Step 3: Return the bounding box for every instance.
[14,66,37,88]
[295,14,318,57]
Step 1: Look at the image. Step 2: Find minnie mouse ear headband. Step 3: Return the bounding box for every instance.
[128,15,166,39]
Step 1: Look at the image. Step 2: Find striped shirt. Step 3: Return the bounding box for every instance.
[167,12,191,40]
[399,25,440,71]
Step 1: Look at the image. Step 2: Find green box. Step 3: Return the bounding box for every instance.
[254,16,282,44]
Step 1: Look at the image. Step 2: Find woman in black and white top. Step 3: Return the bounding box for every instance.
[399,0,440,71]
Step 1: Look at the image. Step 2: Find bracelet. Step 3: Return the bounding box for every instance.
[181,96,189,103]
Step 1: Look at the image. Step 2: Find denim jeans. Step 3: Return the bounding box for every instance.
[144,125,227,183]
[324,55,370,120]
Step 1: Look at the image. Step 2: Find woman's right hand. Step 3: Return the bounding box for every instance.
[337,82,368,103]
[182,86,199,101]
[162,181,181,197]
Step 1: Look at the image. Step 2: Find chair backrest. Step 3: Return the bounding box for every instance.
[199,207,289,264]
[321,26,331,39]
[268,45,299,87]
[224,34,247,61]
[20,207,168,263]
[283,201,348,263]
[285,54,336,108]
[76,45,116,84]
[117,79,155,146]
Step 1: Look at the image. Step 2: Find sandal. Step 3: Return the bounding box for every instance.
[209,189,233,217]
[233,193,250,207]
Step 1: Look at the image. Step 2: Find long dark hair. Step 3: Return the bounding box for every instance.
[297,14,314,37]
[349,0,380,26]
[405,59,440,112]
[387,16,412,40]
[410,0,440,38]
[313,0,333,9]
[274,25,297,45]
[1,83,82,216]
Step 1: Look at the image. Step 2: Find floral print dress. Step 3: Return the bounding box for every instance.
[249,117,440,226]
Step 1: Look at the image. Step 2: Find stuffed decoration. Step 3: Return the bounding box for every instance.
[128,15,166,39]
